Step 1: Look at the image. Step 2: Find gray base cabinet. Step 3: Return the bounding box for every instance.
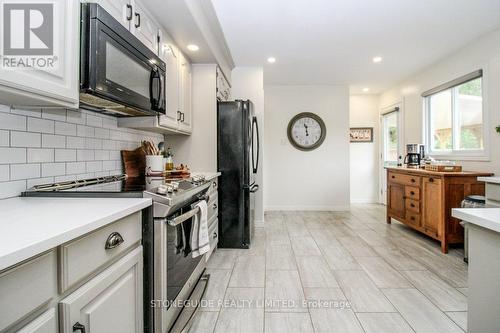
[17,309,58,333]
[59,246,143,333]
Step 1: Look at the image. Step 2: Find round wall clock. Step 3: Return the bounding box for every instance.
[287,112,326,151]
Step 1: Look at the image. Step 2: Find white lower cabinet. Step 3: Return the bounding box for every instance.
[17,308,58,333]
[59,246,143,333]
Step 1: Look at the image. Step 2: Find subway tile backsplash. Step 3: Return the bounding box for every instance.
[0,105,163,199]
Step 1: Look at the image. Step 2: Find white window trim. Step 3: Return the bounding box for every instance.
[423,68,490,162]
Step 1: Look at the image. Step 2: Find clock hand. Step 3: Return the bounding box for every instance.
[304,124,309,136]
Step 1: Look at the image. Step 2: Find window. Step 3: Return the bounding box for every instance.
[423,70,486,158]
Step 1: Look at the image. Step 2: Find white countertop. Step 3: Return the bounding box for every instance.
[452,208,500,233]
[192,172,221,181]
[478,176,500,184]
[0,197,151,271]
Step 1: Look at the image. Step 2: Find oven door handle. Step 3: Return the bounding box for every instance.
[167,204,205,226]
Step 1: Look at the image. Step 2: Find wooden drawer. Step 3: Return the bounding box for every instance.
[388,172,421,187]
[405,211,420,228]
[207,193,219,220]
[405,186,420,200]
[406,199,420,213]
[207,178,218,196]
[0,251,57,331]
[58,212,141,293]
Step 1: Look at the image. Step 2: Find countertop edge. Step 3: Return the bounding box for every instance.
[452,208,500,233]
[385,166,494,177]
[0,198,152,272]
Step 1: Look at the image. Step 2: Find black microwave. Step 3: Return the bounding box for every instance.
[80,3,165,117]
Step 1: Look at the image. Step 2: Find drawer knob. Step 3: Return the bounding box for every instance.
[105,232,124,250]
[213,232,218,239]
[411,178,416,183]
[429,178,434,182]
[411,203,415,207]
[411,216,415,221]
[410,191,415,195]
[391,175,395,179]
[213,203,218,209]
[73,322,86,333]
[213,181,217,188]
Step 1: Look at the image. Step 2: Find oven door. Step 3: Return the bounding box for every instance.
[154,203,210,333]
[80,3,166,115]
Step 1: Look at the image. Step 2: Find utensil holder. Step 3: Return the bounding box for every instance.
[146,155,164,174]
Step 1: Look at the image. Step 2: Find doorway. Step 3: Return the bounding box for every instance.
[379,104,402,204]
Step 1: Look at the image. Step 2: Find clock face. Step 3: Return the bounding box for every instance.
[287,113,326,151]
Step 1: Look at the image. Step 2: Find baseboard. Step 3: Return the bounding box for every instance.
[264,205,351,211]
[350,198,379,204]
[254,219,265,227]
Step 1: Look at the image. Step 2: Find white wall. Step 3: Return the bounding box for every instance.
[264,85,350,211]
[349,95,380,203]
[231,67,265,224]
[0,106,163,199]
[167,65,218,172]
[380,28,500,174]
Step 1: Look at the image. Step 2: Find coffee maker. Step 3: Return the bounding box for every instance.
[404,144,421,168]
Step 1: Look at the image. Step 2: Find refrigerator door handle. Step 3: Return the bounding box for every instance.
[252,116,260,174]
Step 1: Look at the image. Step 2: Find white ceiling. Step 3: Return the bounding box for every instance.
[211,0,500,93]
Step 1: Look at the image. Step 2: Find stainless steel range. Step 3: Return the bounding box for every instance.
[23,174,212,333]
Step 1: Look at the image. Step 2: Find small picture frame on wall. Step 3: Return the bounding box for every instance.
[350,127,373,143]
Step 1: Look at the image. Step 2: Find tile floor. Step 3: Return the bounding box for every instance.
[189,205,468,333]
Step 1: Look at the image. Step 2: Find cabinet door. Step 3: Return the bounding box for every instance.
[422,177,443,238]
[0,0,79,108]
[131,1,159,54]
[387,182,405,220]
[17,308,57,333]
[178,52,192,133]
[158,31,180,130]
[59,247,143,333]
[96,0,131,29]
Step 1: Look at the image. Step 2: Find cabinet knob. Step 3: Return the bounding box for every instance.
[411,216,415,221]
[391,175,395,179]
[411,203,415,208]
[212,181,217,188]
[213,231,218,239]
[73,322,86,333]
[105,232,124,250]
[411,178,416,183]
[429,178,434,182]
[410,191,415,195]
[213,203,218,209]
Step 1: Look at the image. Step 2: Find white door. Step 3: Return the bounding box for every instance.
[96,0,131,29]
[158,32,180,130]
[178,53,192,133]
[380,106,401,204]
[59,247,143,333]
[131,1,159,54]
[0,0,79,108]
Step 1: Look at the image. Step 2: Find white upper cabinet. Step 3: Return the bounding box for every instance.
[96,0,132,29]
[178,52,192,133]
[158,30,180,130]
[131,1,159,54]
[0,0,79,109]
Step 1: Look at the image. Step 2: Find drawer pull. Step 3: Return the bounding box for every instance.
[410,191,415,195]
[429,178,434,182]
[410,216,415,221]
[105,232,124,250]
[411,178,416,183]
[213,203,218,209]
[73,322,86,333]
[391,175,395,179]
[411,203,415,208]
[213,181,217,188]
[213,232,218,239]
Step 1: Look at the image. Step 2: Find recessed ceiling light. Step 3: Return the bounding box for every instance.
[267,57,276,63]
[187,44,199,52]
[372,56,383,63]
[362,87,370,92]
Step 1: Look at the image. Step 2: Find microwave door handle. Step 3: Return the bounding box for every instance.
[149,68,159,108]
[157,72,163,108]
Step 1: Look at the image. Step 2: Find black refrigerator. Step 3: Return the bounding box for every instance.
[217,100,260,248]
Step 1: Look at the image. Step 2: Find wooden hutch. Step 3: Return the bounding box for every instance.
[386,167,493,253]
